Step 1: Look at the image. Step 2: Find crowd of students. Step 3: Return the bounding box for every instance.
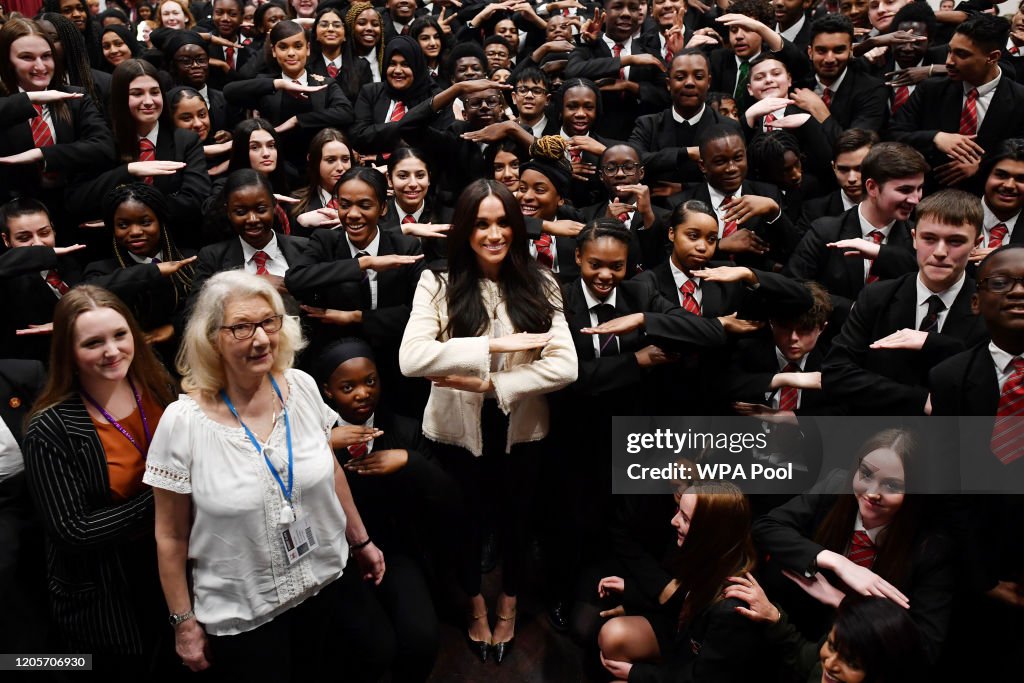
[0,0,1022,680]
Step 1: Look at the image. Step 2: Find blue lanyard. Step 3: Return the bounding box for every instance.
[82,377,152,458]
[220,375,293,505]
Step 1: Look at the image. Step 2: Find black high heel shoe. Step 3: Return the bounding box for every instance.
[466,611,490,663]
[492,608,516,664]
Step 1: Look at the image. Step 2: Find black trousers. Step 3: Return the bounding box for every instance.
[431,400,542,597]
[0,472,48,653]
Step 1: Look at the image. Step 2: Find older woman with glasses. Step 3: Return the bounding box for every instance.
[145,270,393,679]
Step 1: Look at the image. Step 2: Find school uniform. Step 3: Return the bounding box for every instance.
[349,81,440,155]
[729,339,833,415]
[628,105,742,185]
[83,250,196,332]
[191,233,311,296]
[563,34,670,141]
[822,272,988,415]
[308,55,374,103]
[801,189,855,224]
[205,86,244,139]
[206,40,254,89]
[784,205,918,324]
[815,65,889,144]
[378,197,452,270]
[223,73,355,179]
[560,129,621,210]
[709,40,813,111]
[745,103,835,184]
[64,125,211,246]
[579,200,671,274]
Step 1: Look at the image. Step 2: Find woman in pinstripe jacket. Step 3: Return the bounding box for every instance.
[22,286,176,673]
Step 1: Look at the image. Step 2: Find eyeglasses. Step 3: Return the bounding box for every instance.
[319,21,344,29]
[464,95,503,110]
[978,275,1024,293]
[175,55,209,66]
[514,86,548,97]
[601,161,641,176]
[220,314,285,340]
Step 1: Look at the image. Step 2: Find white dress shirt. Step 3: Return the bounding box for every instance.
[982,201,1019,247]
[990,341,1021,389]
[914,272,965,332]
[602,34,632,81]
[708,183,743,238]
[776,14,806,43]
[581,280,618,357]
[240,232,289,277]
[965,68,1001,131]
[346,228,381,309]
[857,204,895,281]
[0,417,23,482]
[669,258,702,308]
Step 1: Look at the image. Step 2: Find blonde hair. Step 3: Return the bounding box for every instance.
[178,271,306,396]
[156,0,196,29]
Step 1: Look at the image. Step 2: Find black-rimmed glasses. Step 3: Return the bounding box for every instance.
[220,315,285,340]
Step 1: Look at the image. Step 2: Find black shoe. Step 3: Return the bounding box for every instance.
[547,599,569,633]
[480,531,498,574]
[466,633,490,663]
[492,638,514,664]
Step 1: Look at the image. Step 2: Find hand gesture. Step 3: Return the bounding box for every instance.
[782,569,847,608]
[489,332,553,353]
[732,402,799,424]
[717,313,764,335]
[884,66,933,87]
[332,424,384,450]
[156,255,198,276]
[599,651,632,680]
[300,305,360,326]
[26,90,84,104]
[275,79,328,98]
[461,120,515,143]
[723,573,781,623]
[820,552,910,608]
[872,30,927,49]
[54,244,87,256]
[203,139,233,157]
[597,576,625,597]
[870,328,929,350]
[401,222,451,239]
[581,9,605,43]
[691,265,755,284]
[826,237,881,260]
[344,448,409,475]
[544,219,585,237]
[438,7,456,34]
[685,27,721,49]
[296,207,341,229]
[608,198,636,219]
[771,113,812,130]
[581,312,645,336]
[723,193,779,223]
[716,13,766,33]
[718,226,768,254]
[427,375,494,392]
[144,323,175,345]
[789,88,829,119]
[616,184,651,215]
[625,53,667,73]
[635,344,679,367]
[360,253,425,271]
[934,158,980,186]
[127,160,185,177]
[933,132,985,164]
[744,97,793,125]
[16,323,53,336]
[969,245,998,262]
[275,116,299,133]
[458,78,511,97]
[569,135,607,156]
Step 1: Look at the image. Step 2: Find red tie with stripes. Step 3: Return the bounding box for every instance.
[865,229,884,284]
[611,43,625,80]
[821,87,832,109]
[960,88,979,136]
[327,196,338,210]
[44,269,70,296]
[348,441,368,459]
[847,530,876,568]
[778,362,799,412]
[891,85,910,114]
[225,45,235,70]
[327,63,339,78]
[721,196,738,238]
[679,279,700,315]
[31,104,54,148]
[988,223,1008,248]
[535,234,554,269]
[253,250,269,275]
[991,358,1024,464]
[402,214,415,225]
[138,137,155,185]
[389,100,407,122]
[763,113,776,131]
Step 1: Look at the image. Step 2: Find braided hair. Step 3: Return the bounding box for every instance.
[343,3,383,89]
[102,183,196,321]
[41,0,102,67]
[40,13,101,107]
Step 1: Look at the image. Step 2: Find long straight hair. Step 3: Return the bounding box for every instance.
[672,482,756,629]
[110,58,169,163]
[32,286,175,415]
[814,428,922,589]
[227,118,290,193]
[440,180,556,338]
[0,18,71,124]
[292,127,353,215]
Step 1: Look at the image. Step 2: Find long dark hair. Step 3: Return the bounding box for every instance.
[292,127,353,215]
[0,18,71,124]
[410,15,448,72]
[42,0,102,67]
[309,5,346,61]
[102,183,196,318]
[227,118,290,193]
[110,59,169,162]
[441,180,556,338]
[814,428,922,589]
[386,146,441,219]
[831,595,926,682]
[672,482,757,629]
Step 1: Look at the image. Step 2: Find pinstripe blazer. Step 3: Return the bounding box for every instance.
[22,396,156,654]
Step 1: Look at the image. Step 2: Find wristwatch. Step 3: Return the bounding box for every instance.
[168,609,195,627]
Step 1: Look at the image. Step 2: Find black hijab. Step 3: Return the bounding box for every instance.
[382,35,434,105]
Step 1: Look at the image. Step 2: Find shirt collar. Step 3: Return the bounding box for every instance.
[669,257,698,289]
[338,412,375,429]
[916,270,966,309]
[127,250,165,265]
[324,54,341,69]
[989,341,1020,375]
[398,201,425,223]
[581,278,617,307]
[602,34,632,53]
[841,191,858,211]
[141,122,159,147]
[777,14,806,43]
[672,104,705,126]
[345,227,381,257]
[817,64,848,94]
[240,231,282,262]
[708,183,742,209]
[983,199,1020,235]
[854,513,886,543]
[966,67,1001,97]
[198,84,210,107]
[288,71,308,86]
[775,347,807,371]
[857,203,895,236]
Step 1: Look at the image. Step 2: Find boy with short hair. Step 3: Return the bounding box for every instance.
[801,127,879,223]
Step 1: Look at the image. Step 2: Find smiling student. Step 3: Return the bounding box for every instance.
[823,189,989,416]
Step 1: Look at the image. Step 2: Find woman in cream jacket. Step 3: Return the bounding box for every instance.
[399,179,577,664]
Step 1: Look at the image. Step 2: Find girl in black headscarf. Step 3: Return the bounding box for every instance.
[98,23,142,72]
[348,35,440,156]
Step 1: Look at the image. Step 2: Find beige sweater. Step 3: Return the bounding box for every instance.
[399,269,578,455]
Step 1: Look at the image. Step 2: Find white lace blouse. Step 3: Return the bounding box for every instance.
[143,369,348,636]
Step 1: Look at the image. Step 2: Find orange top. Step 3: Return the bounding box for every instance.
[92,390,165,502]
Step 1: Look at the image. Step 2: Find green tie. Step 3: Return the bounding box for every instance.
[734,61,750,100]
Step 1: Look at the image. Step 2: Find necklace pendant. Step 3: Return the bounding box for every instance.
[280,504,295,525]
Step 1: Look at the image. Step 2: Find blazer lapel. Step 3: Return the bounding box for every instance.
[939,279,979,339]
[964,344,1000,414]
[840,210,866,294]
[699,280,724,317]
[567,281,597,360]
[654,261,678,302]
[889,275,920,329]
[978,79,1012,140]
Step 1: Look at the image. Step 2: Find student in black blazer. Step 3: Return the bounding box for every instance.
[580,144,671,275]
[669,125,799,272]
[65,59,211,246]
[0,19,115,229]
[284,168,426,415]
[752,427,955,665]
[379,147,453,269]
[290,127,355,235]
[307,5,348,91]
[23,286,177,670]
[563,0,670,140]
[890,14,1024,189]
[224,20,355,178]
[0,358,48,653]
[786,142,924,328]
[823,190,989,416]
[800,128,877,225]
[635,199,812,414]
[628,48,743,187]
[350,36,441,155]
[970,139,1024,262]
[203,0,252,88]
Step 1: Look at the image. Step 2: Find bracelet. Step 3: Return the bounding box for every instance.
[350,537,371,550]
